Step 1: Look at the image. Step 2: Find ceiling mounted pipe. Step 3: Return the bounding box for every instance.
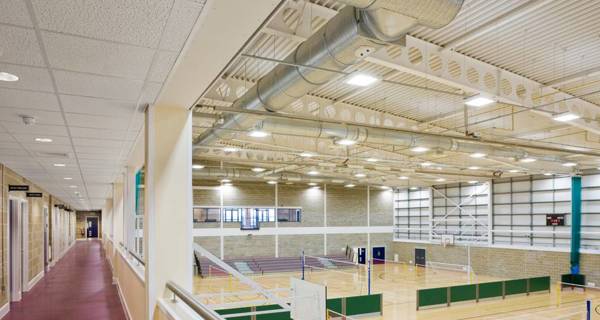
[194,0,465,147]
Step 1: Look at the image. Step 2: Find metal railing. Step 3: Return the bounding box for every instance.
[127,249,145,266]
[165,281,224,319]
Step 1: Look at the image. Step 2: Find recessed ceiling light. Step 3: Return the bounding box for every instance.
[300,152,314,158]
[354,173,366,178]
[366,158,378,162]
[308,182,317,186]
[335,138,357,146]
[53,163,66,167]
[464,94,494,107]
[519,157,536,163]
[421,162,433,167]
[508,169,520,173]
[435,178,446,182]
[344,184,355,188]
[252,167,266,173]
[399,176,409,180]
[307,170,320,176]
[266,180,277,185]
[0,72,19,82]
[345,73,379,87]
[192,164,205,170]
[248,129,270,138]
[410,146,429,153]
[553,112,580,122]
[380,186,390,190]
[35,138,52,143]
[543,172,553,176]
[468,166,480,170]
[223,147,239,152]
[468,180,478,184]
[64,177,72,180]
[410,187,419,190]
[220,179,231,183]
[470,152,486,158]
[562,162,577,167]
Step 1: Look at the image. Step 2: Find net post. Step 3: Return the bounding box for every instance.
[556,282,561,307]
[368,258,372,295]
[587,300,591,320]
[301,250,305,280]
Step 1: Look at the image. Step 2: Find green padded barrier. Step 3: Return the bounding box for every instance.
[562,273,586,286]
[216,307,252,320]
[256,305,290,320]
[326,298,343,313]
[450,284,477,303]
[345,294,382,315]
[505,279,528,295]
[418,287,447,308]
[478,281,503,299]
[529,276,551,292]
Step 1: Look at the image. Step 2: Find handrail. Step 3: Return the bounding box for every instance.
[165,281,224,319]
[127,249,145,266]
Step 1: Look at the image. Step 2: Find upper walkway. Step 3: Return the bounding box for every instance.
[4,240,126,320]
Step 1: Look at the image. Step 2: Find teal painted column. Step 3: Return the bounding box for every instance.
[571,176,582,274]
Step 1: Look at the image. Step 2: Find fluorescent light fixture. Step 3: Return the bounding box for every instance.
[308,182,318,186]
[35,138,52,143]
[410,146,429,153]
[53,163,66,167]
[553,112,580,122]
[0,72,19,82]
[464,94,495,107]
[421,162,433,167]
[519,157,536,163]
[543,172,553,176]
[192,164,205,170]
[345,73,379,87]
[380,186,390,190]
[223,183,233,187]
[435,178,446,182]
[354,173,366,178]
[300,152,314,158]
[223,147,239,152]
[399,176,409,180]
[69,185,77,188]
[468,180,478,184]
[562,162,577,167]
[252,167,266,173]
[248,129,269,138]
[266,180,277,185]
[345,184,355,188]
[366,158,378,162]
[468,166,480,170]
[410,187,419,190]
[64,177,72,180]
[220,179,231,183]
[470,152,486,158]
[307,170,320,176]
[335,138,357,146]
[508,169,520,173]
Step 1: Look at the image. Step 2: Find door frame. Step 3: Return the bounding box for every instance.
[7,195,27,302]
[43,206,49,272]
[415,247,426,267]
[85,216,100,238]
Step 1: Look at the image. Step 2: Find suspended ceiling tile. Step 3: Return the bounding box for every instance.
[147,50,178,82]
[0,64,54,92]
[65,113,132,130]
[0,108,65,126]
[59,95,137,117]
[12,133,72,145]
[0,0,33,27]
[31,0,172,48]
[0,87,60,111]
[139,81,163,105]
[68,127,130,140]
[1,121,69,136]
[53,70,144,100]
[0,25,45,66]
[42,31,156,79]
[72,138,124,149]
[74,145,121,155]
[158,0,204,50]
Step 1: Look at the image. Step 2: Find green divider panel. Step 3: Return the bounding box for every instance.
[345,294,382,315]
[478,281,503,299]
[326,297,343,313]
[450,284,477,303]
[418,287,447,308]
[505,279,528,295]
[216,307,252,320]
[256,304,291,320]
[529,276,551,292]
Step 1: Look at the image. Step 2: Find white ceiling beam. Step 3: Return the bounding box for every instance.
[365,35,600,135]
[544,66,600,88]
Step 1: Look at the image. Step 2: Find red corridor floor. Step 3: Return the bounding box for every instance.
[4,240,126,320]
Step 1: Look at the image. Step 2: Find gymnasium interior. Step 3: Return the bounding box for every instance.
[1,0,600,319]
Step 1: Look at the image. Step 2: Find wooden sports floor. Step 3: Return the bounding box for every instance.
[193,262,600,319]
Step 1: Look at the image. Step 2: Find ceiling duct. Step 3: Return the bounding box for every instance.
[194,0,464,147]
[257,117,565,163]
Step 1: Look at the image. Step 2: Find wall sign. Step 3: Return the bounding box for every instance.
[546,214,565,226]
[26,192,43,198]
[9,185,29,191]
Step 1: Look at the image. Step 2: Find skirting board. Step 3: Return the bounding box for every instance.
[115,278,133,320]
[0,301,9,319]
[26,270,44,292]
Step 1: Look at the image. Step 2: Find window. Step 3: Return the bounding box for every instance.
[277,208,301,222]
[240,209,259,230]
[134,169,145,258]
[223,208,241,222]
[193,207,221,223]
[256,208,276,222]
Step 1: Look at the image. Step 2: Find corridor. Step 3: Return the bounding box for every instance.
[4,240,126,320]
